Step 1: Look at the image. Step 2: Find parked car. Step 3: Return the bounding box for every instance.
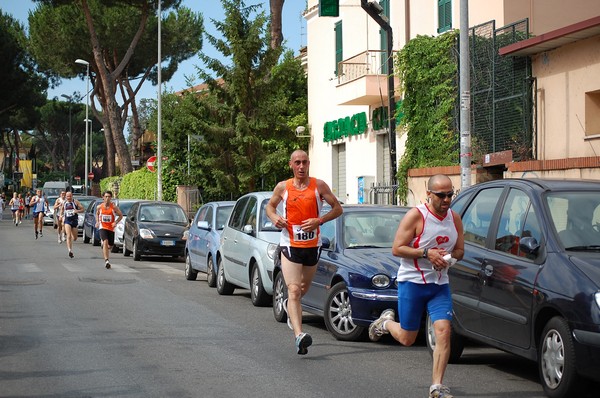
[112,199,143,252]
[427,178,600,398]
[82,199,103,245]
[75,195,100,235]
[185,201,235,286]
[42,196,59,226]
[123,201,189,261]
[272,205,408,341]
[217,192,280,306]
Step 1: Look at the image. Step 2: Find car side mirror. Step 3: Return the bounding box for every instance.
[321,236,331,249]
[519,236,540,255]
[242,224,254,235]
[197,220,210,230]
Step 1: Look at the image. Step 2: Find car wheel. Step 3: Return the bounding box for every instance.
[216,257,234,295]
[324,282,365,341]
[83,228,90,244]
[206,256,217,287]
[539,316,580,398]
[272,271,288,323]
[425,313,464,364]
[185,253,198,281]
[133,239,141,261]
[123,238,131,257]
[92,229,100,246]
[250,263,270,307]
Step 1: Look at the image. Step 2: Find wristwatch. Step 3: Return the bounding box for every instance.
[422,248,429,259]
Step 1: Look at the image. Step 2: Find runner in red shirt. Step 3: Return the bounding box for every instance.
[95,190,123,269]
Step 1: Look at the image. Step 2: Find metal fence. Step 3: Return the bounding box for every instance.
[470,19,535,161]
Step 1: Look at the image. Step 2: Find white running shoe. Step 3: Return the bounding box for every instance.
[429,384,453,398]
[368,309,395,342]
[283,298,293,330]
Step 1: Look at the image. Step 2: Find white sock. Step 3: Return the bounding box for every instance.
[382,320,389,331]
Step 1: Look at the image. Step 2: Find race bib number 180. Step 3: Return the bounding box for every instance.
[293,225,316,242]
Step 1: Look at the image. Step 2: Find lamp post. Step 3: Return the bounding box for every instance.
[61,94,73,184]
[75,59,90,194]
[85,118,92,190]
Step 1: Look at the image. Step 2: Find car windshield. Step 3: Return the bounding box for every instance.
[216,205,234,230]
[117,201,137,216]
[77,197,96,210]
[139,204,188,224]
[546,191,600,250]
[260,199,282,232]
[342,211,402,249]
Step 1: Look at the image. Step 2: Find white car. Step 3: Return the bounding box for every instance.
[217,192,281,306]
[112,199,141,252]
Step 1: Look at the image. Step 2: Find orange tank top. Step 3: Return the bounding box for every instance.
[281,177,323,248]
[98,203,116,231]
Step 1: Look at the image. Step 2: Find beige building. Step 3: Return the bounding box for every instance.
[304,0,600,205]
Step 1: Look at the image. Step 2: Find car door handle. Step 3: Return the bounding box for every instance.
[483,263,494,277]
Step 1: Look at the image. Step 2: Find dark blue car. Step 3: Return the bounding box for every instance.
[272,205,409,341]
[184,201,235,287]
[434,178,600,398]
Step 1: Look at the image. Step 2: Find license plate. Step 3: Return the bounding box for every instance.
[161,240,175,246]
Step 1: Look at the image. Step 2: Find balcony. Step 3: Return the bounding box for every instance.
[336,50,399,106]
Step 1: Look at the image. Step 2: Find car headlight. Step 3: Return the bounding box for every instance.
[371,274,391,288]
[182,230,189,241]
[267,243,278,260]
[595,292,600,310]
[116,223,124,233]
[139,228,155,239]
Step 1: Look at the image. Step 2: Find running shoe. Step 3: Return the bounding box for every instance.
[105,260,111,269]
[68,251,74,258]
[283,298,293,330]
[368,309,395,342]
[58,236,62,244]
[429,384,453,398]
[35,231,38,239]
[39,231,43,237]
[295,332,312,355]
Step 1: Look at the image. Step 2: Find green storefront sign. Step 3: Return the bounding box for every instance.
[323,112,367,142]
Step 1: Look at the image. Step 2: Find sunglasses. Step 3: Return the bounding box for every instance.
[429,190,454,199]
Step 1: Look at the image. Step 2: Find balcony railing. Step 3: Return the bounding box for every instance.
[336,50,398,85]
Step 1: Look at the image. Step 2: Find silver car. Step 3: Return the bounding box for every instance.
[217,192,280,306]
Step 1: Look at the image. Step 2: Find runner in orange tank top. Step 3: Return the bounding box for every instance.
[95,190,123,269]
[266,149,342,355]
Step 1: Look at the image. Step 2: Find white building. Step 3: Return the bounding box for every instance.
[304,0,600,205]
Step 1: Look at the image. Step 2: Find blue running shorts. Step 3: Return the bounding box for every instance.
[397,281,453,331]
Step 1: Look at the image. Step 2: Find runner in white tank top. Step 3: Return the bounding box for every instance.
[397,203,459,285]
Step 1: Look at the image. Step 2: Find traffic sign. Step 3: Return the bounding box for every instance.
[147,155,157,172]
[88,172,94,180]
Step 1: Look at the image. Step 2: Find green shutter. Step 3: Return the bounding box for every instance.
[319,0,339,17]
[335,21,343,76]
[438,0,452,33]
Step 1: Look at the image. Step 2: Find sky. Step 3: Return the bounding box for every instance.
[0,0,307,102]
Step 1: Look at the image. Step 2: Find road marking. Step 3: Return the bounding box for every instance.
[19,263,42,273]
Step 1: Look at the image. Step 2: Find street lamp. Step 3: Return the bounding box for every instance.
[61,94,73,183]
[85,118,92,189]
[75,58,90,194]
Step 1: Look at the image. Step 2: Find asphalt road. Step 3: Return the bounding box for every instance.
[0,208,577,398]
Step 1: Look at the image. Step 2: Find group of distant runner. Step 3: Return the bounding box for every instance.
[2,189,122,269]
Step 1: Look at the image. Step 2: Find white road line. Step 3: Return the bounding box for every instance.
[19,263,42,273]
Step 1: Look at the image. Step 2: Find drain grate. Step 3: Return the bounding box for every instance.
[78,277,137,285]
[0,279,46,286]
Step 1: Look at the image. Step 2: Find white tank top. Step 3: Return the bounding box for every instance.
[397,203,459,285]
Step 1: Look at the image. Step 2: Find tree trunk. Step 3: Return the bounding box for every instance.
[270,0,285,49]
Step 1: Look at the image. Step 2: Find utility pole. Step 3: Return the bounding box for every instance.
[460,0,472,188]
[360,0,397,202]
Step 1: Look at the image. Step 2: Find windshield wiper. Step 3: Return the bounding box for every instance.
[565,245,600,251]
